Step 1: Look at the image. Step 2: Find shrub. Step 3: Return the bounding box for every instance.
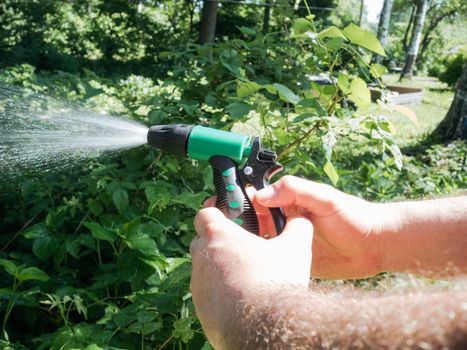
[439,52,467,87]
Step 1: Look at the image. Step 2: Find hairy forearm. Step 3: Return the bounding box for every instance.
[221,285,467,350]
[378,196,467,277]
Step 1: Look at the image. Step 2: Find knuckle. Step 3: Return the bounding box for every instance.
[205,222,222,239]
[280,175,297,191]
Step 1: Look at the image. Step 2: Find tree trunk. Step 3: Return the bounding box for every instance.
[429,63,467,142]
[402,5,416,52]
[263,0,271,33]
[400,0,428,79]
[199,0,218,44]
[416,9,456,68]
[375,0,394,64]
[358,0,364,26]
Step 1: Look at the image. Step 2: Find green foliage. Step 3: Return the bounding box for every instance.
[439,52,467,87]
[0,2,464,349]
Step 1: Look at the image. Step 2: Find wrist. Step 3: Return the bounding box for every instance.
[372,202,405,274]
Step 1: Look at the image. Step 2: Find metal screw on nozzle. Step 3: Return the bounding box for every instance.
[244,166,253,175]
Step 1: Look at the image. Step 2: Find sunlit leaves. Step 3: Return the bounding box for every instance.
[343,23,386,56]
[236,81,300,105]
[370,63,387,78]
[323,160,339,186]
[237,81,260,97]
[292,18,314,36]
[348,77,371,110]
[338,74,371,110]
[318,26,346,40]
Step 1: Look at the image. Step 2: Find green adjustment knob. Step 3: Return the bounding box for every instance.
[232,217,244,225]
[228,200,240,209]
[222,169,233,177]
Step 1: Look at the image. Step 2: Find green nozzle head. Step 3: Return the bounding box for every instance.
[147,124,251,163]
[187,126,251,163]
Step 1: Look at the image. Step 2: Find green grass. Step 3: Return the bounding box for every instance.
[381,74,454,146]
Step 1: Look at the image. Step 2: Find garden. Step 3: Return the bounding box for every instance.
[0,0,465,349]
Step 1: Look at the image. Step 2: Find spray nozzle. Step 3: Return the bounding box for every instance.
[146,124,286,235]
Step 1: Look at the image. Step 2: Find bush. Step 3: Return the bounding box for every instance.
[439,52,467,87]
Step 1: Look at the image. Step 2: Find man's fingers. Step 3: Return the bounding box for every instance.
[276,215,313,247]
[255,175,346,216]
[203,196,217,208]
[194,207,227,237]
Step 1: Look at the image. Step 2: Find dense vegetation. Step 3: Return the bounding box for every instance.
[0,1,465,349]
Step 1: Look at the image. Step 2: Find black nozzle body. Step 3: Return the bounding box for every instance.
[147,124,194,157]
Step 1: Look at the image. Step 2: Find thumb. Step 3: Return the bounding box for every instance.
[276,214,313,250]
[272,215,313,285]
[256,175,345,216]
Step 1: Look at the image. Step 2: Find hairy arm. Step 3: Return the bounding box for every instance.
[255,176,467,279]
[191,206,467,349]
[379,197,467,277]
[224,285,467,349]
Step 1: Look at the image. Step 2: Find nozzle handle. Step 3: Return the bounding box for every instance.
[209,156,259,234]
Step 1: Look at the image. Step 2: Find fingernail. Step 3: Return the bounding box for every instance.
[256,186,274,201]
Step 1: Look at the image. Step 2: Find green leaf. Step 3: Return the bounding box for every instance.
[388,144,403,171]
[225,102,253,118]
[126,233,157,256]
[112,188,129,214]
[318,26,346,40]
[297,98,327,116]
[324,37,346,51]
[292,18,314,35]
[337,73,350,93]
[66,240,80,258]
[147,109,168,124]
[272,83,300,105]
[173,315,195,343]
[237,81,260,97]
[323,160,339,186]
[17,266,49,282]
[238,26,255,36]
[144,183,173,211]
[87,198,103,216]
[22,223,57,261]
[22,223,48,239]
[123,219,159,257]
[83,222,116,243]
[0,259,18,277]
[370,63,387,78]
[172,191,209,211]
[348,77,371,110]
[220,49,242,77]
[33,235,56,261]
[343,23,386,56]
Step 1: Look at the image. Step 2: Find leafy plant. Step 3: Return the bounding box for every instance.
[0,3,463,349]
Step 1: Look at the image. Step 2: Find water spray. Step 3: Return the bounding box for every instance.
[147,124,286,235]
[0,86,284,234]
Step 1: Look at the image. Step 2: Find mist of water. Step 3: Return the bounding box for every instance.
[0,85,149,178]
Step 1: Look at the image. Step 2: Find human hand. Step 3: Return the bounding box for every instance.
[255,176,386,279]
[190,207,313,348]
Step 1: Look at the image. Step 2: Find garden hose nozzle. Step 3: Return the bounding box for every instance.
[147,124,286,235]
